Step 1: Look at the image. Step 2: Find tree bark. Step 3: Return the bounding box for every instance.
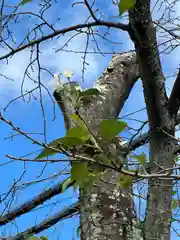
[128,1,178,239]
[54,52,140,239]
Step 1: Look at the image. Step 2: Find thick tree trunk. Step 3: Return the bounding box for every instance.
[128,1,177,239]
[144,133,176,240]
[54,52,140,239]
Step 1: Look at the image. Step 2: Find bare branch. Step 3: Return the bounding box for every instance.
[84,0,98,22]
[0,180,74,226]
[0,21,128,61]
[9,202,80,240]
[127,131,149,152]
[127,113,180,153]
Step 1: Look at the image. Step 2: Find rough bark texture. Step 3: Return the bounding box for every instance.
[128,1,177,239]
[54,52,140,240]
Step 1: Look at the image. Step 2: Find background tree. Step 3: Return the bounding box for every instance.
[0,0,179,240]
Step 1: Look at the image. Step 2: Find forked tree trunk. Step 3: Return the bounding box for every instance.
[54,52,140,239]
[54,46,177,240]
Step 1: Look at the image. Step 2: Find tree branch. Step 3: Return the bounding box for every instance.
[127,113,180,153]
[0,180,74,226]
[0,21,128,61]
[168,69,180,117]
[9,202,80,240]
[127,131,149,152]
[129,1,171,132]
[128,2,176,239]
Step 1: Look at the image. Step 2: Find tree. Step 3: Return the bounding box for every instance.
[0,0,179,239]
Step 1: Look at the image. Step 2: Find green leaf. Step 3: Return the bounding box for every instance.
[40,237,48,240]
[36,125,91,160]
[175,156,179,162]
[80,173,98,195]
[172,191,177,196]
[61,177,73,193]
[171,218,177,223]
[61,136,85,147]
[28,237,39,240]
[20,0,32,5]
[71,114,85,128]
[73,181,79,192]
[36,134,86,160]
[130,152,147,164]
[100,119,127,138]
[71,162,97,193]
[67,127,89,141]
[36,138,63,159]
[80,88,101,97]
[71,162,89,184]
[172,200,177,209]
[76,226,81,237]
[118,0,136,15]
[117,174,132,188]
[36,148,57,160]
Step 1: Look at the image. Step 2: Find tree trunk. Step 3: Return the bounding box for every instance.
[128,1,177,239]
[54,52,140,239]
[144,132,176,240]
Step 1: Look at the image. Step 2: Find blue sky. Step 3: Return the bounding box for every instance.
[0,0,179,239]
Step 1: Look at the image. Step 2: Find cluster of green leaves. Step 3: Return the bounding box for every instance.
[36,114,129,194]
[117,152,148,188]
[36,83,151,192]
[36,114,90,159]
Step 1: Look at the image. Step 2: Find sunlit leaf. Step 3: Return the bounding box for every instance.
[40,237,48,240]
[61,136,85,146]
[61,177,73,193]
[36,138,65,159]
[73,181,79,192]
[100,119,127,138]
[67,127,89,141]
[80,173,99,196]
[175,156,179,162]
[28,237,39,240]
[172,191,177,196]
[71,114,85,128]
[117,174,132,188]
[130,152,147,164]
[36,148,57,160]
[36,133,87,160]
[71,162,89,184]
[118,0,136,15]
[172,200,177,209]
[20,0,32,5]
